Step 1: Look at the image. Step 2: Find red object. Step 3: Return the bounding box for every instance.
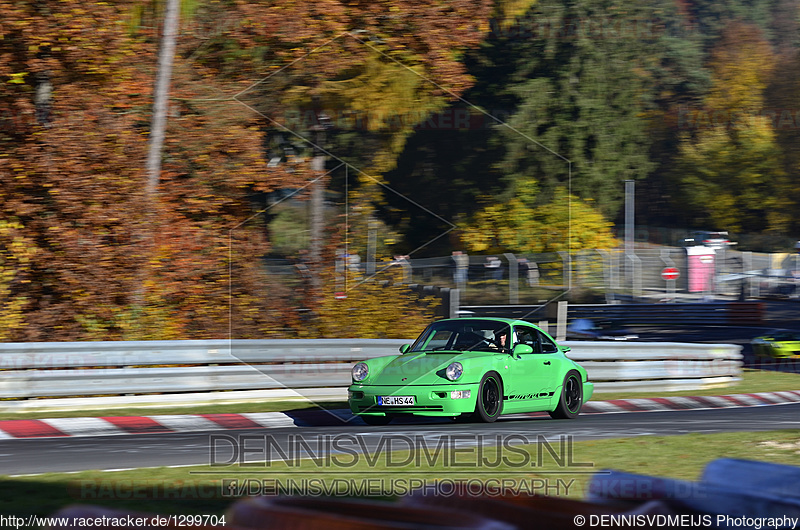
[0,420,67,438]
[661,267,680,281]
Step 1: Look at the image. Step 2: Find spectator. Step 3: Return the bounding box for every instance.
[393,254,412,283]
[452,251,468,285]
[484,256,502,280]
[347,253,362,278]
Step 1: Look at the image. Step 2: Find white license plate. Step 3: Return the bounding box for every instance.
[378,396,415,406]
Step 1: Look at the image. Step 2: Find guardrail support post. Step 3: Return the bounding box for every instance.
[449,289,460,319]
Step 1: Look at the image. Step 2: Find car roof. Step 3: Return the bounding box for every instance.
[692,230,728,238]
[438,317,543,328]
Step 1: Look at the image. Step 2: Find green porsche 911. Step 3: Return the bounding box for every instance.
[348,317,594,425]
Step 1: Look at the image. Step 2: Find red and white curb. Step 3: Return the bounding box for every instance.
[2,391,799,439]
[579,390,800,414]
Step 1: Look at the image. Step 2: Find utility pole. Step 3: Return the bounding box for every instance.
[309,115,331,293]
[625,180,634,261]
[366,219,377,276]
[309,150,324,292]
[624,180,637,297]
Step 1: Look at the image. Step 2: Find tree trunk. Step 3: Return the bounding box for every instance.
[146,0,180,197]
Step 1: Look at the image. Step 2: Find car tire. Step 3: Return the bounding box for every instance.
[361,415,392,426]
[549,370,583,420]
[471,371,503,423]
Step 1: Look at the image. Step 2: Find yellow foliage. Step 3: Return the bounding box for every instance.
[676,24,789,233]
[493,0,538,29]
[282,49,449,174]
[678,115,784,233]
[76,283,188,341]
[706,23,775,115]
[309,262,439,339]
[0,221,36,342]
[460,187,618,254]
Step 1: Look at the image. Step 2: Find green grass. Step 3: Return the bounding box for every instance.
[594,368,800,401]
[3,430,799,516]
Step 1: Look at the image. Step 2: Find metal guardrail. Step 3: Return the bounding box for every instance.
[564,341,742,392]
[0,339,401,369]
[0,339,742,401]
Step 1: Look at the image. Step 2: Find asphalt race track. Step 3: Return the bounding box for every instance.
[3,300,800,477]
[2,403,800,476]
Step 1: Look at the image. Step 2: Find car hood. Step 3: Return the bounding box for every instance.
[370,351,488,386]
[757,339,800,347]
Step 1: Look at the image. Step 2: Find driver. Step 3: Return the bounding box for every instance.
[491,329,509,351]
[497,330,508,350]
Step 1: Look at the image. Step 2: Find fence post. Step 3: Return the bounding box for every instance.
[742,251,755,298]
[556,301,568,341]
[505,253,518,305]
[661,247,677,302]
[596,249,614,304]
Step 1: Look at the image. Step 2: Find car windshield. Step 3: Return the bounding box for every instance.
[772,332,799,341]
[409,319,512,353]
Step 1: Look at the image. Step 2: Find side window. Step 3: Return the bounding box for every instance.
[538,330,558,353]
[514,326,540,353]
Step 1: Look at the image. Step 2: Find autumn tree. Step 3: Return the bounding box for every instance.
[0,0,501,341]
[674,22,787,233]
[381,0,659,255]
[764,49,800,235]
[496,0,657,221]
[0,1,301,340]
[0,0,154,340]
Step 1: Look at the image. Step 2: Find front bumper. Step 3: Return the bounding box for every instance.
[348,383,480,417]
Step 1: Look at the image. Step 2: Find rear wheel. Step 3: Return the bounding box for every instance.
[549,370,583,420]
[361,415,392,426]
[471,371,503,423]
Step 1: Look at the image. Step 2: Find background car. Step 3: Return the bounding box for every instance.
[682,231,736,250]
[566,318,639,341]
[348,317,594,425]
[751,330,800,358]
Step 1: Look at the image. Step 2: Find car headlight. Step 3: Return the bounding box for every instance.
[445,362,463,381]
[352,362,369,382]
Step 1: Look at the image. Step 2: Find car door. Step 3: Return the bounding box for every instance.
[505,325,555,405]
[534,328,561,396]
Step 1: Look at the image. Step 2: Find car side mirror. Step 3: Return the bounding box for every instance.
[399,344,411,354]
[512,344,533,355]
[560,345,571,354]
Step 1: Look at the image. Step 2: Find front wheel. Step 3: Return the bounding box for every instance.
[471,371,504,423]
[549,370,583,420]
